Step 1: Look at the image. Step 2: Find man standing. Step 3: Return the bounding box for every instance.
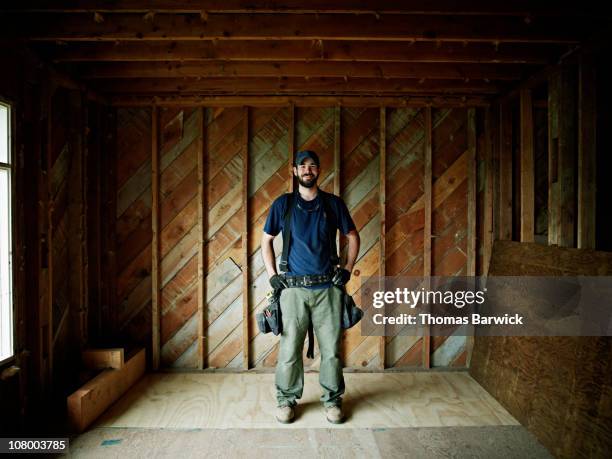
[261,150,360,424]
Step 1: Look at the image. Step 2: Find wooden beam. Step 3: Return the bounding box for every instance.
[13,13,587,43]
[557,65,577,247]
[88,102,103,343]
[242,106,249,370]
[68,90,87,346]
[81,348,124,370]
[44,80,55,394]
[40,41,563,65]
[105,108,118,337]
[520,89,534,242]
[333,106,341,196]
[76,61,529,80]
[483,107,495,275]
[111,95,491,107]
[11,1,605,16]
[288,103,295,192]
[498,103,513,241]
[151,105,161,370]
[548,70,560,245]
[78,92,88,346]
[422,106,432,370]
[197,107,206,369]
[379,106,386,370]
[466,108,477,369]
[67,348,145,433]
[334,105,341,260]
[577,54,596,249]
[467,108,477,273]
[94,78,501,95]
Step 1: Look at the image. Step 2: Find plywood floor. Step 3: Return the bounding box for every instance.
[94,371,518,429]
[70,426,552,458]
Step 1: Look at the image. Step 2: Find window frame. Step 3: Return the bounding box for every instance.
[0,97,15,367]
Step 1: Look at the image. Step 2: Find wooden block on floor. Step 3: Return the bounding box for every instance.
[81,348,125,370]
[68,348,146,433]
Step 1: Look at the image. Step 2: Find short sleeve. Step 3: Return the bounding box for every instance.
[335,197,356,235]
[263,195,286,236]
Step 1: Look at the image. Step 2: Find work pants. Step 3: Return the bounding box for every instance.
[275,285,345,408]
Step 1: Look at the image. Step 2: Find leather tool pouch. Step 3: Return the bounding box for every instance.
[340,287,363,329]
[256,289,283,335]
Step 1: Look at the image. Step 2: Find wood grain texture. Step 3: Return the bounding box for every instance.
[151,106,161,370]
[423,106,432,369]
[379,107,386,369]
[499,103,513,241]
[430,108,468,368]
[95,371,518,429]
[470,240,612,459]
[242,106,249,369]
[113,103,476,371]
[519,89,534,243]
[14,13,587,43]
[557,65,577,248]
[577,55,596,250]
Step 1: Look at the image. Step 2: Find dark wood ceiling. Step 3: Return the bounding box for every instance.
[2,1,610,105]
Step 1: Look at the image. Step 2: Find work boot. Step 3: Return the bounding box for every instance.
[275,405,295,424]
[325,405,345,424]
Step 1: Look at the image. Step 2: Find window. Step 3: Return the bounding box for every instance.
[0,101,13,363]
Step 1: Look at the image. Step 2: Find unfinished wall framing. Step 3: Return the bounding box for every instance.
[113,103,485,370]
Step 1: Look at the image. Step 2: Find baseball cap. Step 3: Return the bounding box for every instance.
[294,150,320,167]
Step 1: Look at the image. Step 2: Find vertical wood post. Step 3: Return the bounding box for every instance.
[100,107,118,339]
[197,107,206,370]
[467,108,477,275]
[334,106,341,254]
[578,55,596,249]
[333,106,341,196]
[242,106,250,370]
[422,106,432,369]
[288,103,295,193]
[151,105,161,370]
[548,71,560,245]
[499,103,513,240]
[39,77,54,395]
[520,89,535,243]
[558,65,577,247]
[379,107,386,370]
[483,107,495,275]
[466,108,477,368]
[68,90,87,347]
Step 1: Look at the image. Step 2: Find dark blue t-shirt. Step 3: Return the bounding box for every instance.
[263,190,356,289]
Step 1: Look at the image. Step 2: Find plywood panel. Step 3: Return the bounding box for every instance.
[96,372,518,429]
[470,240,612,459]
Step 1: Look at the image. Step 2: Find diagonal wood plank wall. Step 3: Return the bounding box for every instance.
[114,105,481,370]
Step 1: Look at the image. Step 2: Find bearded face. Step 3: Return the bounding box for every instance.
[294,160,319,188]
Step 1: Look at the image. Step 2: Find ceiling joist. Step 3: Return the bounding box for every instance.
[3,2,609,99]
[37,41,568,64]
[7,0,609,17]
[92,77,503,94]
[71,61,531,80]
[109,94,491,107]
[6,13,593,43]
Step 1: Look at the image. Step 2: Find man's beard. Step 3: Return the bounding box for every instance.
[297,173,318,188]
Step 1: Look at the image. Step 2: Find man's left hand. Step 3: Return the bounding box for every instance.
[332,268,351,286]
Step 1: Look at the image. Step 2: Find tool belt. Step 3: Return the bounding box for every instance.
[283,273,333,287]
[255,274,332,359]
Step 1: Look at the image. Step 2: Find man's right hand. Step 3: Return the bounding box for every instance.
[269,274,288,290]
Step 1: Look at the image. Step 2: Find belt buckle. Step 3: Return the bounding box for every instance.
[303,276,312,287]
